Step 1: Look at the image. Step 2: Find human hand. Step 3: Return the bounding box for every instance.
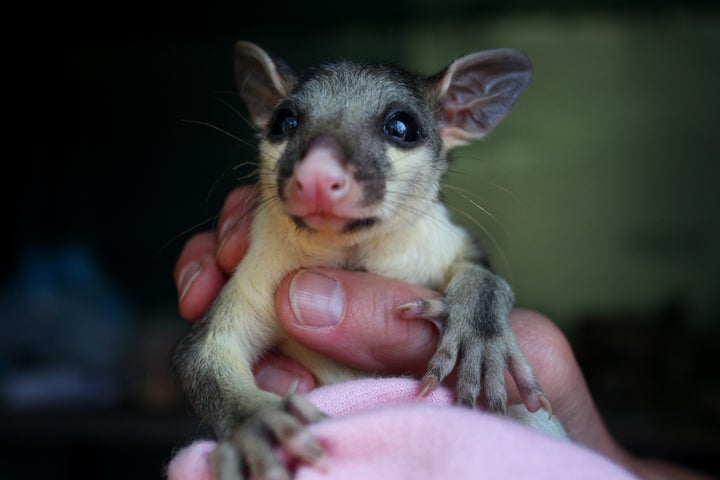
[174,186,709,480]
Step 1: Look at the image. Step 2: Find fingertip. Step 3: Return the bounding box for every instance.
[509,309,575,377]
[177,260,203,303]
[178,260,227,321]
[173,232,217,284]
[254,356,317,395]
[216,215,252,274]
[216,186,259,274]
[174,232,225,321]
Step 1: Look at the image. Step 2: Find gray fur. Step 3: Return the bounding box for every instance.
[273,61,444,210]
[173,41,560,480]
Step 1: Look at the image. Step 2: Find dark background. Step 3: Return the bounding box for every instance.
[5,2,719,478]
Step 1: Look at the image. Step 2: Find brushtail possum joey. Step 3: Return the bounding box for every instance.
[174,41,565,480]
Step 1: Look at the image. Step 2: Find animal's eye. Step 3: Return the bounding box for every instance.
[383,111,420,146]
[268,108,298,140]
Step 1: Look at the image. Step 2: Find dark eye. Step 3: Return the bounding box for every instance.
[383,111,420,145]
[268,108,298,140]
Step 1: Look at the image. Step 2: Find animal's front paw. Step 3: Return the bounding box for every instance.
[398,288,551,417]
[212,394,327,480]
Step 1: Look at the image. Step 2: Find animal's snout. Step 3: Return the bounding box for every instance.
[286,137,353,215]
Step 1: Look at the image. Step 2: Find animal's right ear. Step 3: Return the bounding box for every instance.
[234,41,297,129]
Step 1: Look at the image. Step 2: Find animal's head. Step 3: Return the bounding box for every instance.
[234,41,531,237]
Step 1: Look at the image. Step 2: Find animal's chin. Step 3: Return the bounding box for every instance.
[290,213,379,234]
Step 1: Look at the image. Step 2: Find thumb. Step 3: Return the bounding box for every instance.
[275,268,440,376]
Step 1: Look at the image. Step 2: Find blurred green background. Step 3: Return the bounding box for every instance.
[6,2,719,478]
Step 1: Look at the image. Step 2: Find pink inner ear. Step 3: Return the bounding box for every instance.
[437,49,531,144]
[443,91,497,141]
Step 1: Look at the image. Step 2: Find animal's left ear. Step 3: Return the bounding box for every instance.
[433,49,532,148]
[234,41,297,129]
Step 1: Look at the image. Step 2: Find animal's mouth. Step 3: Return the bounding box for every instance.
[295,212,351,231]
[290,212,378,234]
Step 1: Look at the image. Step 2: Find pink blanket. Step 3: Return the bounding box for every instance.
[167,378,637,479]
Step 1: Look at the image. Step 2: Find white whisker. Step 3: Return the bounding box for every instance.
[181,119,256,149]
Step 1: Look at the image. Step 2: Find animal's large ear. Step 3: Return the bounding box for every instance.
[234,41,297,129]
[433,49,531,148]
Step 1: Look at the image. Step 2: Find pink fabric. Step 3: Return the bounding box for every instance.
[167,378,637,479]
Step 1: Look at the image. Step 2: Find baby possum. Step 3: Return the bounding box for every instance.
[174,41,564,480]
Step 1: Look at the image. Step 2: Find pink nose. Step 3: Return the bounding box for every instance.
[287,138,351,214]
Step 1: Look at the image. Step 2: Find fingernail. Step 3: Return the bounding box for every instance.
[289,269,345,327]
[177,261,202,302]
[255,365,301,394]
[218,217,239,244]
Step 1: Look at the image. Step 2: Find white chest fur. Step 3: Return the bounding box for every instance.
[216,200,469,377]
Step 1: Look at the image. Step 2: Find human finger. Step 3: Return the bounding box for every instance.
[215,185,259,275]
[274,268,440,376]
[253,355,318,396]
[174,232,227,321]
